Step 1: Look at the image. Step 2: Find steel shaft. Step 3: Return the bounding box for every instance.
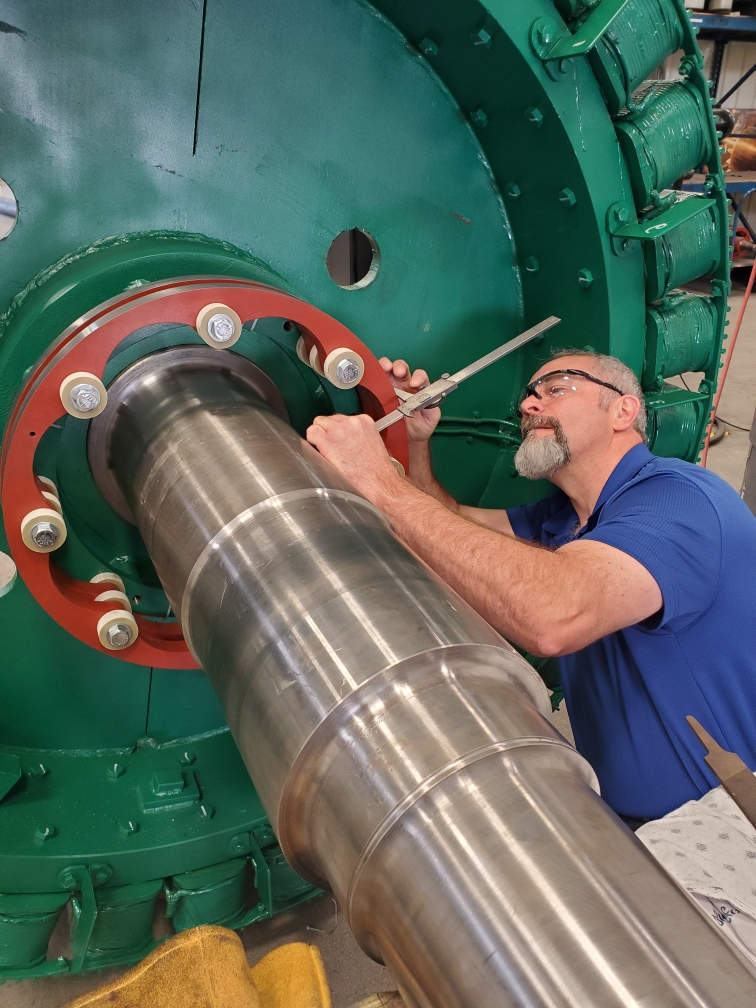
[101,350,756,1008]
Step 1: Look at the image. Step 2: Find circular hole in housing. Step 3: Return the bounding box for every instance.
[326,229,380,289]
[0,179,18,239]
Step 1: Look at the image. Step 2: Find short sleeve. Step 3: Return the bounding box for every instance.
[580,473,722,630]
[506,491,571,546]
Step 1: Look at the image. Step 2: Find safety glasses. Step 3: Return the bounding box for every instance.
[519,369,625,411]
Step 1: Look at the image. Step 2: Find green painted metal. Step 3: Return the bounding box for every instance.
[643,202,720,301]
[0,0,728,976]
[644,292,719,386]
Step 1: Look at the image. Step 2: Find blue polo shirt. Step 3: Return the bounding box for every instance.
[507,443,756,820]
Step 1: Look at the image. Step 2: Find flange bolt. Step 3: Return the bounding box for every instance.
[335,358,361,384]
[107,623,133,648]
[207,313,235,343]
[59,372,108,419]
[30,521,60,549]
[196,303,242,349]
[97,609,138,650]
[69,383,102,413]
[21,508,67,553]
[323,347,365,389]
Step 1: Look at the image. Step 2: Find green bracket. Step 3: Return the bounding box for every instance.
[608,197,717,241]
[531,0,632,64]
[70,867,98,973]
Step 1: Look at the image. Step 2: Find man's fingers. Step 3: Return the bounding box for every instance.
[409,368,429,389]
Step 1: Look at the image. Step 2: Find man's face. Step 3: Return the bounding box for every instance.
[515,356,619,480]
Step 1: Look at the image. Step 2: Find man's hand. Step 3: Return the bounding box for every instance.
[306,413,402,505]
[378,357,440,443]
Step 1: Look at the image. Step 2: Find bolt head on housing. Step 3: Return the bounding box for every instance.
[207,313,235,343]
[59,372,108,419]
[30,521,59,548]
[196,303,242,349]
[107,623,133,648]
[21,507,67,553]
[69,383,101,412]
[323,347,365,389]
[335,358,360,384]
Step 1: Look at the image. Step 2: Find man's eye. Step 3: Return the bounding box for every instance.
[548,384,568,396]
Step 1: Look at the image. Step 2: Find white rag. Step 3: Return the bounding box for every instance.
[637,779,756,968]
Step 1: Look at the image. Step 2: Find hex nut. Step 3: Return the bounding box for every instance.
[59,372,108,419]
[21,508,67,553]
[323,347,364,389]
[97,609,138,650]
[196,303,242,349]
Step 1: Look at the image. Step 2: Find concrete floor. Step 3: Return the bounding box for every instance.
[5,278,756,1008]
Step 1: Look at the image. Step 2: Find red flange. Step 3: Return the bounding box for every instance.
[1,278,407,667]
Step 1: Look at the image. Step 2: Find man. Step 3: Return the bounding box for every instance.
[306,350,756,826]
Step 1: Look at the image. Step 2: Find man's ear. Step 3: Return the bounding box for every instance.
[612,394,641,433]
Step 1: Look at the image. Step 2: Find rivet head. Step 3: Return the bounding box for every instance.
[179,751,196,766]
[335,358,361,384]
[30,521,60,549]
[107,762,126,779]
[35,825,57,842]
[471,107,488,128]
[199,803,215,819]
[419,36,438,57]
[505,182,521,199]
[525,106,544,126]
[69,383,101,413]
[578,269,594,288]
[119,819,139,836]
[206,313,235,343]
[106,623,133,648]
[524,256,540,273]
[559,187,577,207]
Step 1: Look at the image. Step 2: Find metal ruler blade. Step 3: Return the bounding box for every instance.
[375,315,561,433]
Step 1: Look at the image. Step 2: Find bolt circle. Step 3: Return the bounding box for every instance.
[69,383,101,412]
[207,313,235,343]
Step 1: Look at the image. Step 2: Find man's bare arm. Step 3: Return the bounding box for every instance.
[307,414,661,656]
[409,440,514,535]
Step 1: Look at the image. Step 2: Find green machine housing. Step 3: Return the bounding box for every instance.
[0,0,729,978]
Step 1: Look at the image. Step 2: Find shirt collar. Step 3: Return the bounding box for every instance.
[583,443,655,533]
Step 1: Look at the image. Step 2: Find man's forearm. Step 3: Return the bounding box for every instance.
[408,440,459,511]
[370,474,581,655]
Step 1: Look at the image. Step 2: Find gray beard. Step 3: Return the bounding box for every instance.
[514,424,571,480]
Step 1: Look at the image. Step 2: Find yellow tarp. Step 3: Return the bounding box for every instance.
[63,926,331,1008]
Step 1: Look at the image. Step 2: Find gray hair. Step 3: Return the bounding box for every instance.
[546,348,647,442]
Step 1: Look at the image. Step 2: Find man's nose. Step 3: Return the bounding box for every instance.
[520,393,545,416]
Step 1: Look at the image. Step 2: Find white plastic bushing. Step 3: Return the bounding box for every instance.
[59,372,108,420]
[36,476,59,497]
[295,336,309,364]
[41,491,63,514]
[94,589,132,611]
[308,344,325,377]
[195,303,242,349]
[90,572,126,593]
[20,508,67,553]
[97,609,138,650]
[323,347,365,389]
[0,552,17,599]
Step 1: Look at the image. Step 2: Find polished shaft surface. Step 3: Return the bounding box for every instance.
[102,351,756,1007]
